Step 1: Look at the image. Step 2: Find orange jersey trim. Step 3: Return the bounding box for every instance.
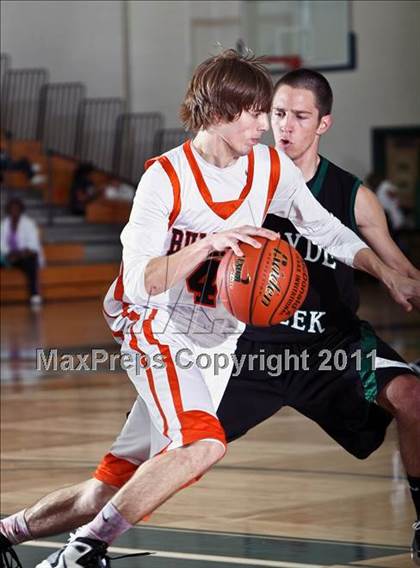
[142,310,226,448]
[263,147,281,218]
[143,309,185,419]
[183,140,255,220]
[128,310,170,437]
[94,452,138,488]
[178,409,226,448]
[114,263,125,302]
[145,364,170,438]
[145,155,181,229]
[109,262,131,318]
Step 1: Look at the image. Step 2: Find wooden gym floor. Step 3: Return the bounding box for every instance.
[1,281,419,567]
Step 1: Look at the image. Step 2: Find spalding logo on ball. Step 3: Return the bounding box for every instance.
[217,236,309,326]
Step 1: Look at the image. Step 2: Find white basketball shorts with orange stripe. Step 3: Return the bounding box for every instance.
[94,307,238,488]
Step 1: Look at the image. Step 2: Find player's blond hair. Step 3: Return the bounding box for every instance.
[180,49,273,132]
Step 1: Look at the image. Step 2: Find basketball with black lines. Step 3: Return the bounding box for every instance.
[217,237,309,326]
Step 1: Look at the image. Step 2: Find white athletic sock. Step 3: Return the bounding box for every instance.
[0,510,32,544]
[75,502,133,545]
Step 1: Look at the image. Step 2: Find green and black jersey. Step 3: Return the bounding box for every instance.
[244,156,363,344]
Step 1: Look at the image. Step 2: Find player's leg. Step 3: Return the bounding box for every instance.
[217,336,287,441]
[1,333,278,548]
[82,332,227,525]
[356,324,420,522]
[374,355,420,563]
[288,321,418,562]
[36,315,228,567]
[376,373,420,479]
[0,395,155,556]
[37,444,225,568]
[0,479,118,544]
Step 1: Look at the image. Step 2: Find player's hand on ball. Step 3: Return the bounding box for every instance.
[206,226,279,257]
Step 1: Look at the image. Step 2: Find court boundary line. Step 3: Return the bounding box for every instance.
[130,524,409,551]
[22,540,324,567]
[1,516,408,561]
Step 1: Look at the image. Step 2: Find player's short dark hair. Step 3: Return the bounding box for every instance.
[274,69,333,118]
[180,49,273,132]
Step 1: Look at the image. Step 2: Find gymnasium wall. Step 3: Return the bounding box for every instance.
[1,0,419,179]
[0,0,124,98]
[320,0,420,179]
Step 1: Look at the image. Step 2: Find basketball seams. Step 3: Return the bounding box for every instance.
[223,250,236,317]
[269,241,295,326]
[218,238,308,327]
[249,237,270,325]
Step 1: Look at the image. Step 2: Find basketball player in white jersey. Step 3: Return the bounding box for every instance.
[2,50,419,568]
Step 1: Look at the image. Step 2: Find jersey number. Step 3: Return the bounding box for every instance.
[186,258,220,307]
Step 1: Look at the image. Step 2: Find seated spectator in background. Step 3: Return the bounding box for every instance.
[376,179,406,233]
[0,148,46,186]
[0,198,44,306]
[69,162,101,215]
[366,173,407,240]
[103,177,135,202]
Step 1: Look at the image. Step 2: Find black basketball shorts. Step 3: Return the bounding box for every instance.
[217,320,418,459]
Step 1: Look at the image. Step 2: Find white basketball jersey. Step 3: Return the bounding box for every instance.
[104,141,280,342]
[103,140,365,347]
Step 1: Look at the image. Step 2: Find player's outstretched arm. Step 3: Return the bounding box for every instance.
[354,186,420,312]
[144,226,278,296]
[352,247,420,312]
[269,152,420,312]
[355,185,420,279]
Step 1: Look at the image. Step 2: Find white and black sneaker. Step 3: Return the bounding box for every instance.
[412,521,420,566]
[408,359,420,376]
[0,534,23,568]
[35,537,110,567]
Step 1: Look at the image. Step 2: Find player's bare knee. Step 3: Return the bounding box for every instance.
[380,375,420,419]
[79,479,118,513]
[200,439,226,465]
[406,380,420,421]
[184,439,226,474]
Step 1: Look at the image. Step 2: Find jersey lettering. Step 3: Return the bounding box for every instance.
[167,228,207,255]
[305,241,323,263]
[283,232,336,270]
[321,254,337,269]
[168,228,184,254]
[185,230,202,246]
[284,232,301,249]
[186,258,220,307]
[292,310,306,331]
[308,311,326,333]
[280,310,326,333]
[166,228,219,307]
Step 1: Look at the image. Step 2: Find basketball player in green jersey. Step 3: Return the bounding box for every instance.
[217,69,420,564]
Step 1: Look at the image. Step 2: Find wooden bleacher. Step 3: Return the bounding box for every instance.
[1,261,119,303]
[86,197,131,224]
[1,140,47,192]
[1,138,123,303]
[1,138,115,206]
[43,243,84,263]
[0,241,119,303]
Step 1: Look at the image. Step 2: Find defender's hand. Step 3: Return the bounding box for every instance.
[384,271,420,312]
